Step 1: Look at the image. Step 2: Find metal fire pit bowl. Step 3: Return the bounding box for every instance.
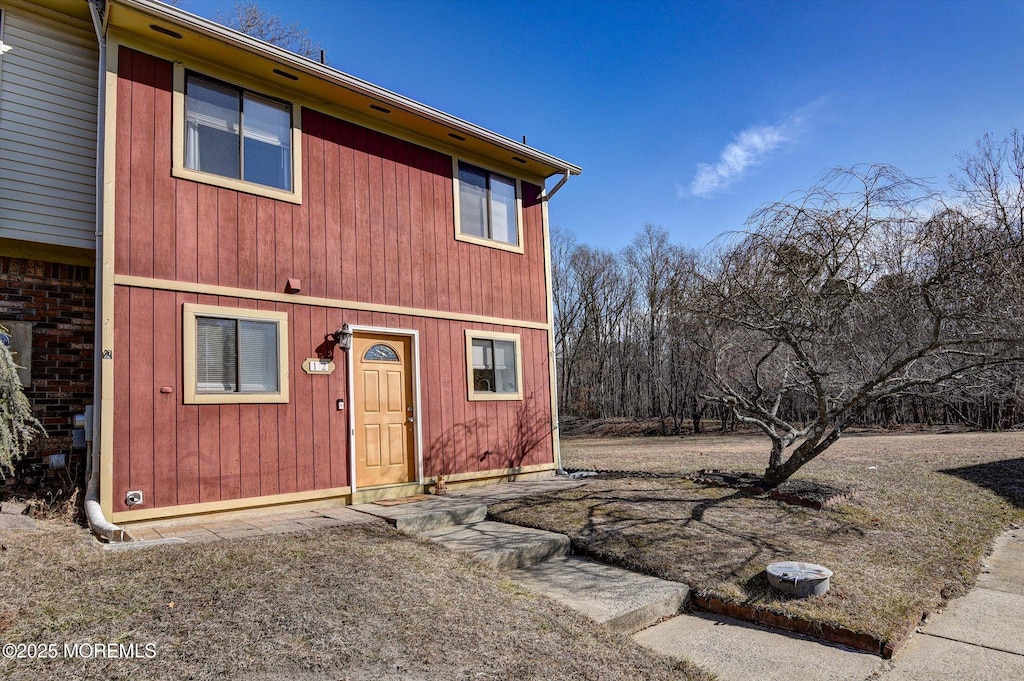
[766,561,833,598]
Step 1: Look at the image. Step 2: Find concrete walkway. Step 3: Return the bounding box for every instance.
[354,481,1024,680]
[124,506,380,543]
[120,479,1024,680]
[877,527,1024,680]
[352,477,691,634]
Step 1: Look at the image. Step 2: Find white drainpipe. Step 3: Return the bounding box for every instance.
[86,0,128,542]
[540,169,572,476]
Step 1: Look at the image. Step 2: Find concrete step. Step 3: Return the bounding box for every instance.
[511,556,690,634]
[416,521,570,570]
[350,499,488,533]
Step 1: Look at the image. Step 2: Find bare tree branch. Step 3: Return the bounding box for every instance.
[216,1,324,62]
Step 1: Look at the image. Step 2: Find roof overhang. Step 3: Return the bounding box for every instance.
[103,0,581,184]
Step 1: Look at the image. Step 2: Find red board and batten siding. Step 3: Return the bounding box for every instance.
[114,48,549,321]
[111,47,554,514]
[111,291,553,514]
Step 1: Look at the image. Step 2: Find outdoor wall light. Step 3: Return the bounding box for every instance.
[332,324,353,351]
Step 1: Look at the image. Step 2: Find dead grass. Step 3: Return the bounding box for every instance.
[491,431,1024,644]
[0,521,711,681]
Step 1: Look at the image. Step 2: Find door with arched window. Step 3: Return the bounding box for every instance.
[353,332,416,487]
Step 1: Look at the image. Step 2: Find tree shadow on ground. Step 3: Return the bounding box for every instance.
[491,479,864,585]
[939,457,1024,508]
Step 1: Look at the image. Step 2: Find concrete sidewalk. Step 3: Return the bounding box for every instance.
[879,527,1024,680]
[637,527,1024,681]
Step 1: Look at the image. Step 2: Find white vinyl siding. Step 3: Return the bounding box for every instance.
[0,9,98,250]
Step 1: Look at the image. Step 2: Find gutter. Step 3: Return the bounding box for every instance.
[86,0,128,543]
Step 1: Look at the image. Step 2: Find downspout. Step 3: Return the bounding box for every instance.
[540,168,573,476]
[86,0,127,542]
[539,169,571,202]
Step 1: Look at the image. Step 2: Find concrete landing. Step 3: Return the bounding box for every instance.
[125,506,380,542]
[511,555,689,634]
[635,611,882,681]
[417,521,570,569]
[349,498,487,533]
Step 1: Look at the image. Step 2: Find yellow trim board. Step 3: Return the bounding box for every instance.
[111,485,353,523]
[350,483,425,505]
[114,463,555,523]
[99,38,121,522]
[541,199,562,472]
[427,462,556,484]
[441,468,556,492]
[114,274,551,331]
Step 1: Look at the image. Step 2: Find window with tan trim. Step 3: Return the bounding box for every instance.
[183,304,289,404]
[465,330,523,401]
[172,63,303,203]
[452,158,524,254]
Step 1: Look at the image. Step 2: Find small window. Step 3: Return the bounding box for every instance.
[453,160,523,253]
[363,343,399,362]
[173,64,302,203]
[465,331,523,401]
[183,304,289,404]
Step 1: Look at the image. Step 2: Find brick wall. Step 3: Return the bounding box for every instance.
[0,256,95,488]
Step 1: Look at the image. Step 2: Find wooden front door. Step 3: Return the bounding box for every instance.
[353,332,416,487]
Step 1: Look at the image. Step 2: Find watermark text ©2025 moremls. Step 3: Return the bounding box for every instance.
[2,642,157,660]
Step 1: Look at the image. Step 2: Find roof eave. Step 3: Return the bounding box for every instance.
[111,0,581,179]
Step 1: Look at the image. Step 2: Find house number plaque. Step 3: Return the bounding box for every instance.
[302,358,335,375]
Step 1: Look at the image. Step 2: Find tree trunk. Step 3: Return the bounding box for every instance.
[760,427,842,489]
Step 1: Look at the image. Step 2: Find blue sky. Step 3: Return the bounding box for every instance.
[180,0,1024,251]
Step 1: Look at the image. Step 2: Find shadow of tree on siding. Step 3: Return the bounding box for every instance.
[425,391,553,475]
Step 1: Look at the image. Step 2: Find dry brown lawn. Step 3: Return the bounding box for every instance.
[491,430,1024,644]
[0,522,711,681]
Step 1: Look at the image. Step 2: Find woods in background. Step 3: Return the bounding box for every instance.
[553,134,1024,451]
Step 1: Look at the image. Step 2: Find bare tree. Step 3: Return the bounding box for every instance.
[624,224,679,424]
[551,227,584,410]
[216,1,323,62]
[696,163,1024,487]
[566,245,635,418]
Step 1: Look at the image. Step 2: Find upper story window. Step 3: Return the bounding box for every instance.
[172,64,303,203]
[185,73,292,190]
[453,159,524,253]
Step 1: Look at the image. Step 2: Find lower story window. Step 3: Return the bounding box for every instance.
[183,304,289,404]
[466,330,523,401]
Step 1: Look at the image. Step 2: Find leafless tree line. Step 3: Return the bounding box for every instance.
[554,132,1024,485]
[553,223,715,433]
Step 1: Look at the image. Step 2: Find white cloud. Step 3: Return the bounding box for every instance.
[686,107,813,198]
